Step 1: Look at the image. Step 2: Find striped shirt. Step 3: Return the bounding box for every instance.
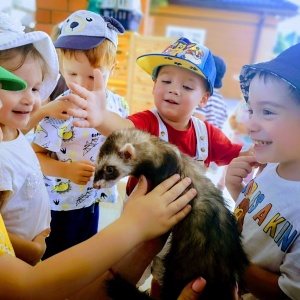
[195,90,228,129]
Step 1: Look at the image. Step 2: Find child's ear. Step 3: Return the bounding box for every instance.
[109,63,117,77]
[152,79,157,95]
[198,92,210,108]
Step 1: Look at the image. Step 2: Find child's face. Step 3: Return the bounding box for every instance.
[153,65,209,127]
[0,55,43,137]
[62,51,111,92]
[247,74,300,168]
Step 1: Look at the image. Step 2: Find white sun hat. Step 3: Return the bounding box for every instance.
[0,12,59,102]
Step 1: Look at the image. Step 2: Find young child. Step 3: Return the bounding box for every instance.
[31,10,130,259]
[225,43,300,299]
[64,36,250,296]
[194,54,228,130]
[0,12,59,265]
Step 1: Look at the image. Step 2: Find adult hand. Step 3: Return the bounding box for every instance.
[178,277,207,300]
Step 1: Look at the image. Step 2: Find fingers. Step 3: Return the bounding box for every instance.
[92,69,105,92]
[130,175,148,198]
[161,176,193,205]
[178,277,206,300]
[167,187,196,224]
[152,174,181,197]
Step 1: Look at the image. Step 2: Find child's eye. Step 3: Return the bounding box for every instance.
[247,108,253,115]
[89,76,94,80]
[162,80,171,84]
[263,109,274,116]
[32,87,40,93]
[183,85,193,90]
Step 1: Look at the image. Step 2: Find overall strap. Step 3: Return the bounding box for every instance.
[150,108,208,162]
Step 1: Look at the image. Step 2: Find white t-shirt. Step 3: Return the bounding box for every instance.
[0,131,50,240]
[234,163,300,299]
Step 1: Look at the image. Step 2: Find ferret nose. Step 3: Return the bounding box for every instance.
[93,183,101,189]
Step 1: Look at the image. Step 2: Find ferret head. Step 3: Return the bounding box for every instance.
[93,130,142,189]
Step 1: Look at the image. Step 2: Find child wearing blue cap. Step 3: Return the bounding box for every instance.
[63,36,252,296]
[31,10,130,259]
[225,43,300,299]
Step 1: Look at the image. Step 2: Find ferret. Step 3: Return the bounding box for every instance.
[93,128,249,300]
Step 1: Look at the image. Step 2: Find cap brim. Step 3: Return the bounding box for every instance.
[54,35,106,50]
[240,56,300,102]
[136,53,214,94]
[0,67,27,91]
[137,53,206,79]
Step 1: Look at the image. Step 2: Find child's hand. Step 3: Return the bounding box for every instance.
[40,98,74,120]
[30,228,51,264]
[9,228,51,265]
[64,69,107,128]
[65,160,95,185]
[239,145,254,157]
[225,155,259,201]
[122,174,196,242]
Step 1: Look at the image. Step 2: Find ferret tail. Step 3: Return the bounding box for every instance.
[105,275,153,300]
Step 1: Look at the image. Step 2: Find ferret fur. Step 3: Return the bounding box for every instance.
[93,128,248,300]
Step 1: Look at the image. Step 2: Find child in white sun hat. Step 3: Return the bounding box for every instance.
[0,12,59,265]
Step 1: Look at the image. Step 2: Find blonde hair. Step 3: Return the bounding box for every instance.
[59,39,116,70]
[0,44,48,81]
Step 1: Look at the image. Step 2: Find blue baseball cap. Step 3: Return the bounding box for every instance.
[136,37,216,95]
[240,42,300,102]
[54,10,125,50]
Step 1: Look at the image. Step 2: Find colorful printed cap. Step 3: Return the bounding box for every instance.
[54,10,125,50]
[136,37,216,94]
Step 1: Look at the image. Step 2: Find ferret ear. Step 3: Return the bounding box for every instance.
[119,143,136,162]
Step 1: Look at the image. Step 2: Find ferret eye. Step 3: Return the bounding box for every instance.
[106,166,114,174]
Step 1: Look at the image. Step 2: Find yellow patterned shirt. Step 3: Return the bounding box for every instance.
[0,214,15,256]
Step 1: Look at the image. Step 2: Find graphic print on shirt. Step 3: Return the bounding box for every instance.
[35,123,48,138]
[52,123,75,142]
[83,132,101,156]
[52,179,72,194]
[234,180,297,252]
[76,187,94,206]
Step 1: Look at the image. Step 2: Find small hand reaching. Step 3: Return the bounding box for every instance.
[64,69,107,128]
[65,160,95,185]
